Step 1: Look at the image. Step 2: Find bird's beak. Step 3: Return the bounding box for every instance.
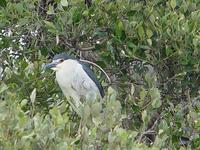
[44,62,58,69]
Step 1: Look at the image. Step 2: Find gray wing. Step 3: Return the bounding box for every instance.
[79,62,105,98]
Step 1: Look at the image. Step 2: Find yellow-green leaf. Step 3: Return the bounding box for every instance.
[43,20,57,34]
[138,25,145,39]
[142,110,147,123]
[150,87,162,108]
[170,0,176,9]
[115,20,123,39]
[146,29,153,38]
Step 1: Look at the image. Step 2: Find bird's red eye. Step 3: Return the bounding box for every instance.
[60,59,64,63]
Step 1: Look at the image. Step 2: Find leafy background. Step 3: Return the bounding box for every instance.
[0,0,200,149]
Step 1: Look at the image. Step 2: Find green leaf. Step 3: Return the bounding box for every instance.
[91,102,102,116]
[145,72,156,87]
[47,5,55,15]
[44,20,55,29]
[146,29,153,38]
[15,3,24,15]
[140,87,147,102]
[20,99,28,107]
[72,7,81,23]
[159,120,168,132]
[108,132,115,144]
[49,107,64,125]
[116,128,128,145]
[107,41,114,52]
[82,10,89,16]
[0,0,6,8]
[138,25,145,39]
[170,0,176,9]
[115,20,123,39]
[165,47,173,56]
[150,87,162,108]
[132,104,140,113]
[17,111,28,128]
[127,42,136,49]
[147,39,152,46]
[113,100,121,113]
[108,87,117,101]
[149,15,155,23]
[43,20,57,34]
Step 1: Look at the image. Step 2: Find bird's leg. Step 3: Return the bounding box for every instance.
[71,94,84,117]
[72,97,85,137]
[66,98,77,113]
[70,98,83,137]
[74,99,84,110]
[77,118,83,136]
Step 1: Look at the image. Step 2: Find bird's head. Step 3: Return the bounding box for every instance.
[44,53,74,71]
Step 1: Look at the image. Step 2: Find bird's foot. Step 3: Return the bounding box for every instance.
[76,120,83,136]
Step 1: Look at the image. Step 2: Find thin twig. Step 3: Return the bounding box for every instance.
[77,39,107,51]
[79,59,111,84]
[138,116,161,143]
[79,46,95,51]
[55,100,64,107]
[160,72,187,85]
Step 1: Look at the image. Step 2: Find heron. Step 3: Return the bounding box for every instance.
[45,53,104,115]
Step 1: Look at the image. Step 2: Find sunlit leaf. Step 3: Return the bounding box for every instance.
[142,110,147,124]
[108,87,117,101]
[131,84,135,95]
[47,5,55,15]
[30,88,36,105]
[20,99,28,107]
[147,39,152,46]
[61,0,68,7]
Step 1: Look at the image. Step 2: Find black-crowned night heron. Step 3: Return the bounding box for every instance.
[45,53,104,113]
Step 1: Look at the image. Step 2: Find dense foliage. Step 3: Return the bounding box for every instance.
[0,0,200,149]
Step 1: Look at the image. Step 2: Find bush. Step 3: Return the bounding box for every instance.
[0,0,200,149]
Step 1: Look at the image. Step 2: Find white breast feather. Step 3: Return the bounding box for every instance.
[55,59,100,100]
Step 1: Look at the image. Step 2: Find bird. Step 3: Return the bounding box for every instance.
[45,53,104,114]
